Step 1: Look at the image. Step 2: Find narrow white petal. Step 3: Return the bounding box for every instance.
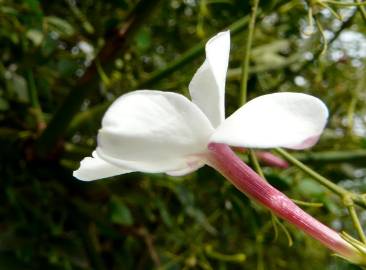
[211,92,328,149]
[97,90,214,173]
[189,31,230,128]
[73,152,131,181]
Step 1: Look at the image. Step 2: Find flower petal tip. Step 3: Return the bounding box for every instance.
[288,134,321,150]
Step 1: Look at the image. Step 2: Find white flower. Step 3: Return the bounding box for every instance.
[74,31,328,181]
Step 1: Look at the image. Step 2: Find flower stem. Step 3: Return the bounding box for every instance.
[349,206,366,244]
[274,148,346,196]
[240,0,260,104]
[354,0,366,23]
[325,0,366,7]
[274,148,366,209]
[206,143,365,265]
[26,69,45,132]
[290,149,366,164]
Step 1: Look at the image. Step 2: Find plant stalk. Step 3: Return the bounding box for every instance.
[240,0,259,104]
[274,148,366,209]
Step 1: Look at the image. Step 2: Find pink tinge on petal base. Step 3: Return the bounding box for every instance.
[206,143,365,264]
[290,135,321,150]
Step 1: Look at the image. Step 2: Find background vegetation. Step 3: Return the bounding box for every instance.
[1,0,366,269]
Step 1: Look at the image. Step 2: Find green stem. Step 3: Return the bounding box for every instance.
[274,148,347,196]
[325,0,366,6]
[204,245,246,263]
[317,1,343,20]
[26,69,45,130]
[227,53,301,80]
[65,0,94,34]
[346,202,366,244]
[354,0,366,23]
[315,16,328,56]
[75,220,106,270]
[347,95,357,136]
[274,148,366,209]
[249,149,265,178]
[348,69,365,136]
[26,69,40,109]
[291,199,323,208]
[343,196,366,244]
[240,0,260,104]
[291,149,366,164]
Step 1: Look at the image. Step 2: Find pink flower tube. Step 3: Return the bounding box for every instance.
[207,143,365,265]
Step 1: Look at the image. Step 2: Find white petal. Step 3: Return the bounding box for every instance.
[210,92,328,149]
[97,90,214,173]
[189,31,230,128]
[73,152,131,181]
[166,159,205,176]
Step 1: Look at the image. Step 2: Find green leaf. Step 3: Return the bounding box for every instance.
[45,16,75,37]
[57,59,77,77]
[109,196,134,226]
[26,29,44,46]
[298,179,326,197]
[0,97,9,111]
[0,252,31,270]
[135,28,151,51]
[6,73,28,103]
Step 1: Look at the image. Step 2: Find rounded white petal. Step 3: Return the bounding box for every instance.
[73,152,132,181]
[97,90,214,173]
[210,92,328,149]
[189,31,230,128]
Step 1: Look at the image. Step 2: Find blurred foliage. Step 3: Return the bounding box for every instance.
[1,0,366,269]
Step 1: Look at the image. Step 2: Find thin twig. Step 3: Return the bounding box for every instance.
[347,204,366,244]
[315,16,328,56]
[274,148,347,196]
[325,0,366,6]
[292,149,366,164]
[74,219,106,270]
[249,150,293,247]
[274,148,366,209]
[26,69,45,132]
[354,0,366,23]
[136,227,161,267]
